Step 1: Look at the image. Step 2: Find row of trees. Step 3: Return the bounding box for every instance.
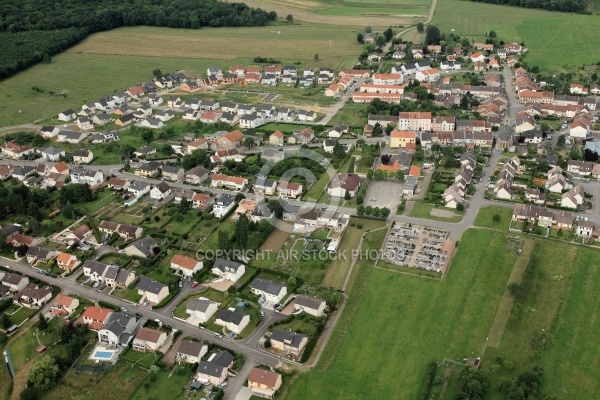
[0,0,277,79]
[471,0,586,12]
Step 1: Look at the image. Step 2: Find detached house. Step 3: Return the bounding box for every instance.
[137,276,169,304]
[25,246,54,265]
[40,146,65,162]
[170,254,203,277]
[277,181,303,199]
[185,298,218,323]
[82,306,113,331]
[13,284,52,308]
[98,312,137,347]
[212,193,236,218]
[271,330,308,354]
[135,161,161,178]
[211,258,245,282]
[294,295,326,317]
[125,236,158,258]
[248,368,283,399]
[327,173,361,198]
[56,252,79,271]
[132,327,167,353]
[176,340,208,364]
[161,165,184,182]
[150,181,171,200]
[73,149,94,164]
[251,278,287,303]
[215,308,250,334]
[51,294,79,317]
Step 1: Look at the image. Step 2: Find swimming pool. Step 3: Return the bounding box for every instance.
[93,351,114,359]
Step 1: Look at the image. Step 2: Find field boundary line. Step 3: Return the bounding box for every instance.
[484,238,535,350]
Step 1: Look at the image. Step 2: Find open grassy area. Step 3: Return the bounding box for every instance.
[42,360,147,400]
[432,0,600,72]
[409,201,464,223]
[473,205,513,231]
[328,102,369,128]
[130,366,193,400]
[302,172,331,202]
[484,239,600,399]
[286,229,517,399]
[0,24,363,126]
[321,218,386,289]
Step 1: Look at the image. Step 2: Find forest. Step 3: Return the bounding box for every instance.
[0,0,277,80]
[470,0,586,13]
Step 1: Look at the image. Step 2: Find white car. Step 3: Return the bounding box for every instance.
[92,282,100,288]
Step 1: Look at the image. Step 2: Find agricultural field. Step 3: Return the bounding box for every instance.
[432,0,600,71]
[484,240,600,400]
[242,0,425,26]
[285,229,517,399]
[0,24,361,126]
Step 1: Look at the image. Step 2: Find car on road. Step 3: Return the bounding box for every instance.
[143,301,149,307]
[484,195,491,200]
[191,282,199,288]
[121,307,127,312]
[154,319,162,325]
[135,312,142,318]
[219,382,228,389]
[214,333,223,339]
[178,281,183,288]
[260,311,265,317]
[93,282,100,288]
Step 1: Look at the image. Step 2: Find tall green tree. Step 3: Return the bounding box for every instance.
[416,22,424,33]
[29,356,61,391]
[235,214,250,249]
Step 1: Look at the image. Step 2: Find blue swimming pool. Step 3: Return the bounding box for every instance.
[93,351,114,359]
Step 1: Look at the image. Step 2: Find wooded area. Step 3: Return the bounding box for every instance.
[470,0,586,13]
[0,0,277,79]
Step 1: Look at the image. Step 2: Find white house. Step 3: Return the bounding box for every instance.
[185,298,218,323]
[250,278,287,303]
[176,340,208,364]
[170,254,203,277]
[212,193,236,218]
[211,258,245,282]
[214,308,250,334]
[149,182,171,200]
[294,295,326,317]
[98,312,137,347]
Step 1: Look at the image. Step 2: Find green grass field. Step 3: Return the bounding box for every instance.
[0,24,362,126]
[286,229,517,399]
[409,201,464,222]
[484,239,600,399]
[473,205,513,231]
[432,0,600,72]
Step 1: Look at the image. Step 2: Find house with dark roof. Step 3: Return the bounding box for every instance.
[185,297,218,323]
[214,308,250,334]
[270,330,308,354]
[13,284,52,308]
[25,246,54,265]
[211,258,245,282]
[132,327,167,352]
[150,181,172,200]
[73,149,94,164]
[2,273,29,292]
[40,146,65,161]
[161,165,184,182]
[98,312,137,347]
[176,340,207,364]
[137,276,169,304]
[135,161,161,178]
[293,295,327,317]
[125,236,158,258]
[327,173,361,198]
[250,278,287,303]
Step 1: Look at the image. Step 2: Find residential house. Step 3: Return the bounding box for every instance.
[210,174,248,191]
[40,146,65,162]
[141,118,163,129]
[1,273,29,292]
[415,68,440,82]
[1,142,34,159]
[185,298,218,323]
[25,246,54,265]
[251,278,287,303]
[12,166,35,181]
[98,312,137,347]
[212,193,236,218]
[176,340,208,364]
[76,117,93,130]
[161,165,184,182]
[576,220,594,237]
[13,284,52,308]
[150,181,172,200]
[270,330,308,354]
[196,356,229,386]
[184,166,209,185]
[128,180,151,198]
[134,146,157,158]
[51,294,79,317]
[191,193,213,211]
[567,160,593,177]
[70,167,103,185]
[248,368,283,398]
[107,177,130,191]
[56,252,79,271]
[269,131,285,146]
[211,258,245,282]
[297,110,317,122]
[390,130,416,148]
[81,306,112,331]
[293,295,326,317]
[254,177,277,196]
[277,182,303,199]
[132,327,167,352]
[58,109,77,121]
[73,149,94,164]
[137,276,169,304]
[135,161,161,178]
[214,308,250,334]
[170,254,203,277]
[327,173,361,198]
[216,130,245,149]
[398,112,431,131]
[116,113,136,126]
[125,236,158,258]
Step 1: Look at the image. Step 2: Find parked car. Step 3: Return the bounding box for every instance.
[92,282,99,288]
[191,282,199,288]
[214,333,223,339]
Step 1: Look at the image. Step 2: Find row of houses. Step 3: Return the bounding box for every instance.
[443,151,478,208]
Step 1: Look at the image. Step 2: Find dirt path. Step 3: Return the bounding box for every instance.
[485,238,535,350]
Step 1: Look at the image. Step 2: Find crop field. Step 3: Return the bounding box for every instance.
[484,240,600,399]
[286,229,517,399]
[242,0,425,25]
[0,24,361,126]
[432,0,600,71]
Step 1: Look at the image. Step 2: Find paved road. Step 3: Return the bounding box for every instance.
[0,256,281,368]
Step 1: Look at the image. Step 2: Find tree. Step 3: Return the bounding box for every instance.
[141,129,154,143]
[264,339,271,348]
[380,207,390,218]
[357,205,365,215]
[394,170,404,181]
[218,230,231,253]
[384,27,393,42]
[372,123,383,137]
[180,197,191,214]
[416,22,424,33]
[557,134,566,148]
[376,35,386,47]
[42,54,52,64]
[344,190,351,201]
[286,14,293,22]
[37,314,48,331]
[19,387,37,400]
[332,142,346,160]
[456,203,465,211]
[160,144,173,155]
[243,137,255,148]
[357,33,364,44]
[235,214,250,249]
[288,276,297,286]
[152,69,162,78]
[365,26,372,33]
[455,367,488,400]
[0,313,10,329]
[314,53,319,61]
[29,356,61,391]
[493,213,501,222]
[425,25,441,46]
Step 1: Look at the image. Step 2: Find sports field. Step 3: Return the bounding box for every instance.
[286,229,517,399]
[0,24,360,126]
[432,0,600,71]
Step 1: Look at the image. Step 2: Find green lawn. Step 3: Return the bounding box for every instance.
[42,360,147,400]
[8,329,38,372]
[328,102,369,128]
[130,367,193,400]
[271,317,319,336]
[120,347,161,369]
[432,0,600,72]
[409,201,464,223]
[484,240,600,400]
[113,285,143,303]
[79,191,119,215]
[302,172,331,202]
[473,205,513,231]
[286,229,517,399]
[200,218,236,251]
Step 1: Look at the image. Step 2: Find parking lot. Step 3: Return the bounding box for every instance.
[383,223,454,274]
[366,180,404,210]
